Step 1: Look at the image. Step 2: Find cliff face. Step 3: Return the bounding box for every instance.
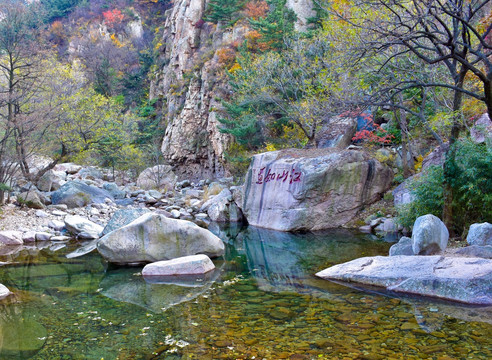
[151,0,314,180]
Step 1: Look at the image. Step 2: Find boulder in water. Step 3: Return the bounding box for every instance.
[97,213,224,264]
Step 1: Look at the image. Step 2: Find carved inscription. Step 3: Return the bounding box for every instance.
[254,167,302,185]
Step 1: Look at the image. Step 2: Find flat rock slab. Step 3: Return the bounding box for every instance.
[316,255,492,305]
[142,254,215,277]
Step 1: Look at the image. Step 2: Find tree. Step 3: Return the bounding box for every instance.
[204,0,244,26]
[0,0,70,200]
[220,34,359,148]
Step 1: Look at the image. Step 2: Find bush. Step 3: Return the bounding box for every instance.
[397,139,492,233]
[397,165,444,228]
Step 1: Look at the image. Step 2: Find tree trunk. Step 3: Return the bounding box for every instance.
[442,69,467,236]
[397,94,412,178]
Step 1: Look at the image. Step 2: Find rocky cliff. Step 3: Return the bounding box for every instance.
[151,0,314,180]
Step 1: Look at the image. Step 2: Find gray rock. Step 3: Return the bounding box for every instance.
[17,191,45,209]
[136,165,177,190]
[78,167,103,180]
[359,225,372,233]
[148,189,163,199]
[205,189,243,223]
[115,198,134,207]
[455,245,492,259]
[54,162,82,174]
[467,222,492,246]
[22,231,36,243]
[392,176,417,207]
[51,181,113,208]
[470,113,492,144]
[316,115,357,149]
[35,232,52,241]
[316,255,492,305]
[412,214,449,255]
[382,218,400,233]
[35,210,49,218]
[37,170,63,192]
[102,208,150,236]
[242,149,393,231]
[206,182,227,197]
[0,231,23,245]
[170,209,181,218]
[176,179,191,188]
[422,143,449,170]
[0,283,11,299]
[142,255,215,276]
[97,213,225,264]
[389,236,414,256]
[64,215,103,239]
[51,235,71,241]
[102,182,126,199]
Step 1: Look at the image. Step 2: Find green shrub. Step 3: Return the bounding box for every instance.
[396,166,444,228]
[397,139,492,233]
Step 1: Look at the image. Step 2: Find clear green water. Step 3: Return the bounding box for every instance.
[1,225,491,359]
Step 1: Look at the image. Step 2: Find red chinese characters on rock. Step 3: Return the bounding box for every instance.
[255,167,302,185]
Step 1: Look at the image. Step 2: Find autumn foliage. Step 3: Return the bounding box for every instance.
[244,1,269,19]
[103,9,125,27]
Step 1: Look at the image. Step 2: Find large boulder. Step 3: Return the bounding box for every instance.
[136,165,177,190]
[101,208,150,236]
[241,148,393,231]
[142,254,215,277]
[64,215,103,239]
[37,170,65,192]
[467,222,492,246]
[51,181,113,208]
[54,162,82,174]
[102,183,126,199]
[97,213,225,264]
[316,116,357,149]
[412,214,449,255]
[316,255,492,305]
[0,231,23,246]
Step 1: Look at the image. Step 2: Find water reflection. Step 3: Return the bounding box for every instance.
[99,265,224,312]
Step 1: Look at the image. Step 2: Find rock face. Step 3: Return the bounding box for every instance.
[51,181,113,208]
[467,222,492,246]
[136,165,177,190]
[241,149,393,231]
[97,213,225,264]
[316,255,492,305]
[411,214,449,255]
[142,254,215,276]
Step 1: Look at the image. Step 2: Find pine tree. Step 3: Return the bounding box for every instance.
[249,0,296,50]
[204,0,243,26]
